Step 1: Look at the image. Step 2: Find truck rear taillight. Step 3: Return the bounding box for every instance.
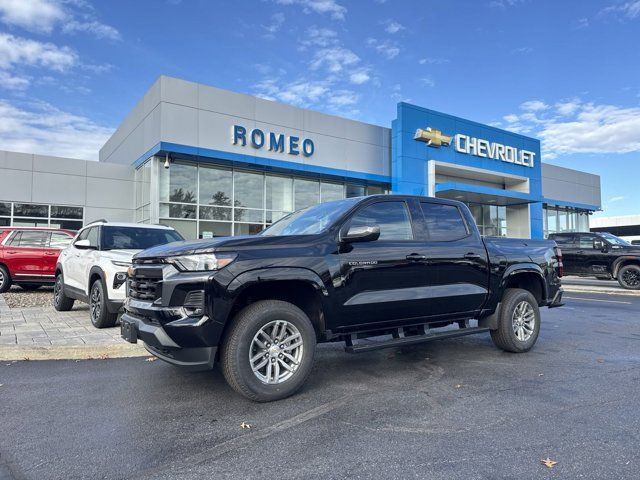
[554,246,563,277]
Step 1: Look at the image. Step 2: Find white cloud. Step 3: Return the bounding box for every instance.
[420,76,435,87]
[489,0,525,8]
[0,33,77,71]
[512,46,533,53]
[0,70,30,90]
[262,12,285,37]
[520,100,549,111]
[275,0,347,20]
[62,19,121,40]
[349,69,370,85]
[0,0,121,40]
[502,98,640,157]
[310,46,359,73]
[367,38,400,59]
[0,0,64,33]
[608,196,626,203]
[384,20,405,34]
[327,89,358,107]
[601,1,640,19]
[299,26,338,48]
[0,99,113,160]
[419,57,449,65]
[576,17,589,28]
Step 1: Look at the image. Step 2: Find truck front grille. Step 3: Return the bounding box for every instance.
[128,265,163,301]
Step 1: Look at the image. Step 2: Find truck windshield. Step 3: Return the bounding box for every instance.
[261,198,360,236]
[599,232,631,246]
[101,226,183,250]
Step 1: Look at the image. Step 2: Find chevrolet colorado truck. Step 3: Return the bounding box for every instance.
[121,195,563,401]
[548,231,640,289]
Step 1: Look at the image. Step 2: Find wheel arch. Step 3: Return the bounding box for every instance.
[501,264,547,305]
[224,268,329,341]
[88,266,106,294]
[612,256,640,278]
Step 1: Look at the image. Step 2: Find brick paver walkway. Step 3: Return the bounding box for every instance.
[0,293,123,347]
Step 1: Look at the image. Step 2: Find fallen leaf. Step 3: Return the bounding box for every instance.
[596,358,604,364]
[240,422,252,429]
[23,357,30,361]
[455,384,462,389]
[0,384,4,387]
[538,373,544,377]
[541,458,558,468]
[99,354,109,360]
[145,357,157,362]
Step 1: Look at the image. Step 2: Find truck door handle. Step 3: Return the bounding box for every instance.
[406,253,427,262]
[464,252,482,260]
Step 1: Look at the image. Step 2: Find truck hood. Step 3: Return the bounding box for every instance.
[134,234,322,260]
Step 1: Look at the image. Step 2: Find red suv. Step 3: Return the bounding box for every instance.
[0,227,76,293]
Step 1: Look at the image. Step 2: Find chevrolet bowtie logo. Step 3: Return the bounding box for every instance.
[414,127,452,148]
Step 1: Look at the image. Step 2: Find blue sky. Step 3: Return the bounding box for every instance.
[0,0,639,218]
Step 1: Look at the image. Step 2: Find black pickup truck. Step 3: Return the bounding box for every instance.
[122,195,563,401]
[548,232,640,289]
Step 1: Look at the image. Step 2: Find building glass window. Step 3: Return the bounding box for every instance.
[157,161,389,239]
[199,166,233,207]
[346,184,366,198]
[543,205,590,238]
[294,179,319,210]
[468,203,507,237]
[320,182,344,203]
[0,202,84,230]
[0,202,11,217]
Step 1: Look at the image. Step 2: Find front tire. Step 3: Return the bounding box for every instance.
[89,279,118,328]
[617,265,640,290]
[53,272,74,311]
[490,288,540,353]
[0,265,11,293]
[221,300,316,402]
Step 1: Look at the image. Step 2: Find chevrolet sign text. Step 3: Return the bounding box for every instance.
[454,134,535,167]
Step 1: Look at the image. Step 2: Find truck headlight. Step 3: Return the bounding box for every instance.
[112,260,132,268]
[166,253,236,272]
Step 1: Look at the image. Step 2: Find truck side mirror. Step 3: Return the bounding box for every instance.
[342,225,381,243]
[593,239,606,251]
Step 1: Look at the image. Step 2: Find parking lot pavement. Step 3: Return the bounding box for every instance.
[1,291,639,480]
[0,292,144,360]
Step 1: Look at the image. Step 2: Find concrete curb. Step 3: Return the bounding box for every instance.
[0,343,148,361]
[563,286,640,296]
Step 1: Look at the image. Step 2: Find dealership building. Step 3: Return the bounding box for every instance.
[0,76,601,239]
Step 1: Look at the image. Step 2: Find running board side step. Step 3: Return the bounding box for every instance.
[344,326,491,354]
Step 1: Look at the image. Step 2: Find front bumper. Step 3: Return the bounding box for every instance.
[121,312,217,371]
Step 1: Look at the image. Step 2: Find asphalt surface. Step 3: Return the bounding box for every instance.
[1,291,640,479]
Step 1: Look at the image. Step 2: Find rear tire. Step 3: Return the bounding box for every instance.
[17,284,41,291]
[221,300,316,402]
[490,288,540,353]
[0,265,11,293]
[89,279,118,328]
[617,265,640,290]
[53,272,74,311]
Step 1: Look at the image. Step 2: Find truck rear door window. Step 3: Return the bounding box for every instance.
[420,203,469,241]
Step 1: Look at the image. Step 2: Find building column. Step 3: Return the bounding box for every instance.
[529,202,544,239]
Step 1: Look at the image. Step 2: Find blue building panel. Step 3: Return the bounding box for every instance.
[392,102,545,238]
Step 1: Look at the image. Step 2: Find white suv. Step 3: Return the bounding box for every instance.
[53,221,183,328]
